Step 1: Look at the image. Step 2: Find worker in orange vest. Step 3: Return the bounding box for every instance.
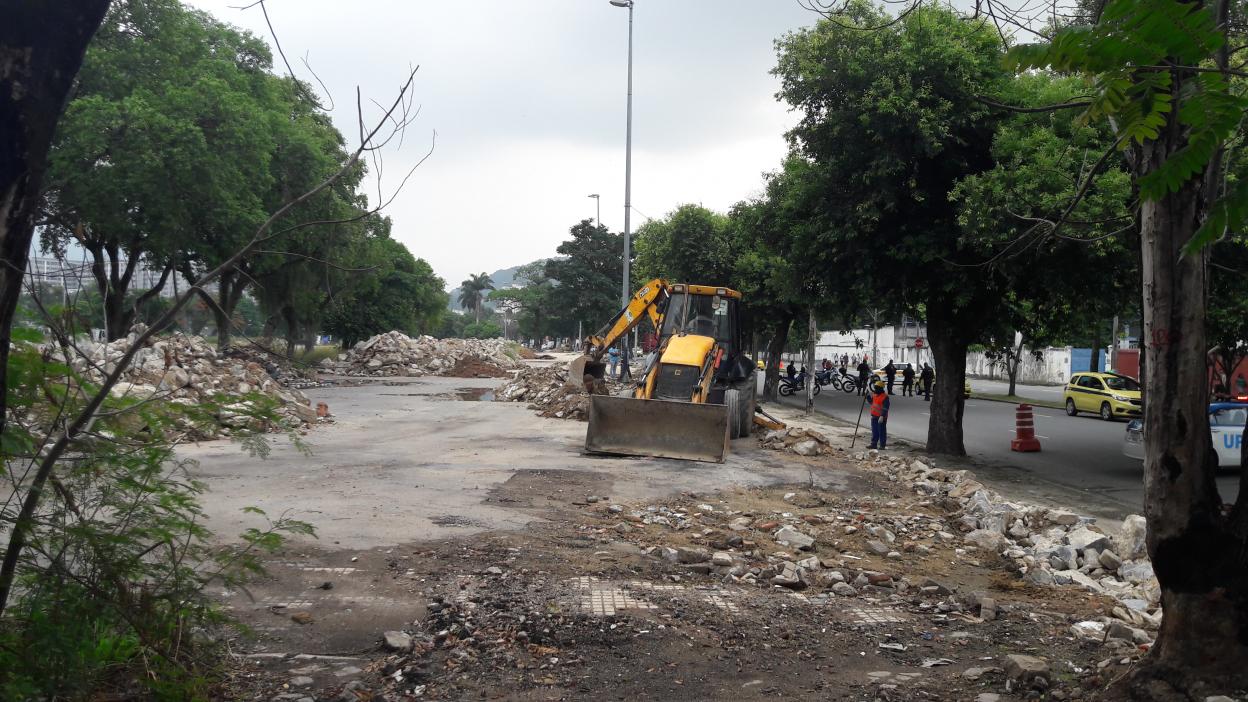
[868,379,890,450]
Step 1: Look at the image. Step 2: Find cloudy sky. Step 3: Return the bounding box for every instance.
[186,0,817,289]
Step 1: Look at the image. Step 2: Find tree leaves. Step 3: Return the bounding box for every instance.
[1006,0,1248,254]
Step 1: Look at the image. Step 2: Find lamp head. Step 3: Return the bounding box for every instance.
[609,0,633,7]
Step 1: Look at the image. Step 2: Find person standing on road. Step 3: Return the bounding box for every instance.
[607,346,620,377]
[856,357,871,396]
[920,363,934,401]
[619,345,632,381]
[902,364,915,396]
[884,359,897,395]
[869,380,890,450]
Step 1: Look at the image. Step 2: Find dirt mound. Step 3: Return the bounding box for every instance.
[318,332,521,378]
[54,325,323,438]
[446,357,512,378]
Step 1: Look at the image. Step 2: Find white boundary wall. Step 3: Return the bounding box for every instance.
[965,346,1074,385]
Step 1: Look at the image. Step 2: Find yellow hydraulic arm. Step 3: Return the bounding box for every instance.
[585,278,669,361]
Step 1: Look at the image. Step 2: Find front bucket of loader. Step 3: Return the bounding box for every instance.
[585,395,730,463]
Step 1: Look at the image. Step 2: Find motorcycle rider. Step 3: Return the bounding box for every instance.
[856,356,871,396]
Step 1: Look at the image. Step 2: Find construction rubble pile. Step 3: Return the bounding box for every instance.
[52,325,323,437]
[221,344,324,390]
[585,437,1164,652]
[494,365,623,420]
[759,426,837,456]
[317,332,521,378]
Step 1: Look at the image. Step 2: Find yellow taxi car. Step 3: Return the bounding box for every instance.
[1063,372,1142,420]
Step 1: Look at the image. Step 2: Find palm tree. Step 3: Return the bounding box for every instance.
[458,272,495,322]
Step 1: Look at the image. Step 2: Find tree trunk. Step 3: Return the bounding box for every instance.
[0,1,110,439]
[104,287,130,341]
[1008,336,1025,397]
[1134,131,1248,692]
[282,305,297,359]
[926,306,967,456]
[763,314,793,402]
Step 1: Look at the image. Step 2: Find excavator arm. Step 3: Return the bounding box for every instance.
[584,278,668,361]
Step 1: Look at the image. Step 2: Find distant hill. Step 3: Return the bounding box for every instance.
[446,260,545,312]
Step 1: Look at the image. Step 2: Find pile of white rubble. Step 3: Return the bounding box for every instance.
[52,325,320,437]
[867,452,1163,642]
[317,332,521,377]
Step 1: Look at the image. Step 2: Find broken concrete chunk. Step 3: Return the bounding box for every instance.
[1066,526,1111,552]
[677,547,709,564]
[1116,514,1148,560]
[774,526,815,550]
[964,529,1006,552]
[1004,654,1049,682]
[1098,549,1122,571]
[383,630,413,652]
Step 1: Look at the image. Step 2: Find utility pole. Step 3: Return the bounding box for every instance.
[609,0,635,380]
[805,309,817,414]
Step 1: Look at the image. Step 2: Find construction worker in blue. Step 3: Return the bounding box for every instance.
[868,379,890,450]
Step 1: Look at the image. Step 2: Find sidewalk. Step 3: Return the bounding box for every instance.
[968,377,1064,409]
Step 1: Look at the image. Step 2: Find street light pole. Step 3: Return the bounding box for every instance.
[588,193,600,227]
[610,0,634,308]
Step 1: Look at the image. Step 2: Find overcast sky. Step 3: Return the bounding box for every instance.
[185,0,817,289]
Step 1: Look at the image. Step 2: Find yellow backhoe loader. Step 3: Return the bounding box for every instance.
[572,279,757,463]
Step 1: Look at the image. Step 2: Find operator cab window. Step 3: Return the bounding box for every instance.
[662,294,736,350]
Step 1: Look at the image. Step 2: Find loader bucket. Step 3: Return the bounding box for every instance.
[585,395,730,463]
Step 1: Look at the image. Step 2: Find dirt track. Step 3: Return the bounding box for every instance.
[187,369,1145,701]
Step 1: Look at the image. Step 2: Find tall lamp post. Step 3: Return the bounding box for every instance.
[609,0,633,308]
[588,193,600,227]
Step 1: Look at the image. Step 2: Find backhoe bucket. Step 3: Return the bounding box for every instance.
[585,395,730,463]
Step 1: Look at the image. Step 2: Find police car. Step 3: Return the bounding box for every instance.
[1123,402,1247,468]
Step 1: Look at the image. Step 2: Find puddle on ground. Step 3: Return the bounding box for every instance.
[455,387,494,401]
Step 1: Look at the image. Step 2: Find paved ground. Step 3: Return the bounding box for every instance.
[775,381,1241,518]
[180,372,1145,700]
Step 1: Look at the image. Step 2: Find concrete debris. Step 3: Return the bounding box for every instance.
[774,526,815,551]
[1003,654,1049,682]
[1117,514,1149,560]
[849,447,1168,632]
[759,427,835,456]
[383,630,413,652]
[319,331,521,378]
[493,365,604,421]
[1065,526,1112,552]
[47,325,322,438]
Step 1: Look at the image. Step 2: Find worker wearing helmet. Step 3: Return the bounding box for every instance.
[868,379,890,450]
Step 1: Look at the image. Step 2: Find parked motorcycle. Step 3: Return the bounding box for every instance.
[779,372,821,397]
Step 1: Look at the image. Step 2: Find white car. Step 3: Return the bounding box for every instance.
[1123,402,1247,468]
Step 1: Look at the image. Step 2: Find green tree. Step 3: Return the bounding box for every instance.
[40,0,286,341]
[462,320,502,339]
[633,205,736,285]
[457,272,495,322]
[323,237,446,347]
[544,219,630,334]
[774,4,1009,447]
[950,72,1137,394]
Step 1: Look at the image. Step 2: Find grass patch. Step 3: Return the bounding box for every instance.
[971,392,1065,410]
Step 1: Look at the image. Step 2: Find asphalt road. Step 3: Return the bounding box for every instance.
[773,379,1241,517]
